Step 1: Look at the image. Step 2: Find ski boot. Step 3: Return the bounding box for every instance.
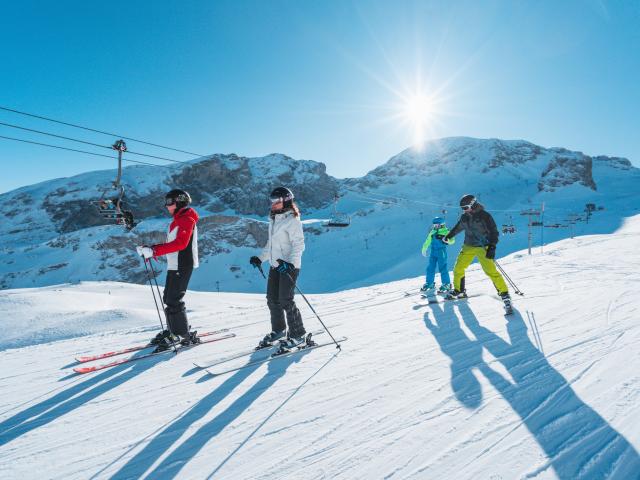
[152,332,180,352]
[150,329,180,347]
[180,330,201,346]
[274,332,314,356]
[500,292,513,315]
[150,329,171,345]
[437,283,452,295]
[256,330,286,350]
[420,282,436,294]
[445,289,468,300]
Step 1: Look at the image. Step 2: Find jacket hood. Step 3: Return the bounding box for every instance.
[174,206,199,222]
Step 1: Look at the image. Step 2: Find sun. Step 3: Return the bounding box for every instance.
[403,94,433,125]
[402,93,435,146]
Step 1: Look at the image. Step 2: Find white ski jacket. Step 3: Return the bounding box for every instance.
[259,211,305,269]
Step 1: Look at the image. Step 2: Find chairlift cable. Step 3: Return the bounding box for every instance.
[0,134,174,169]
[0,105,204,157]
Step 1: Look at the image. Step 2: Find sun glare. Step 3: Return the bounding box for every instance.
[403,94,433,145]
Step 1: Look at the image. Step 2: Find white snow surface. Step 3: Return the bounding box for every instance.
[1,217,639,479]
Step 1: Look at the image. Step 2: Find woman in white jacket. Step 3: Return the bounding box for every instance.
[250,187,307,349]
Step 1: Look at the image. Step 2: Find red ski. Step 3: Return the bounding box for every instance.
[73,333,235,374]
[75,329,229,363]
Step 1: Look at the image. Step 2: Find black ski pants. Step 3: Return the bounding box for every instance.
[163,268,192,337]
[266,267,305,338]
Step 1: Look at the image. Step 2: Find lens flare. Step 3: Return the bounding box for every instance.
[402,93,434,146]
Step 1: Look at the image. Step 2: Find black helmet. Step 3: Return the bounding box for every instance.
[459,194,477,211]
[165,189,192,210]
[270,186,294,205]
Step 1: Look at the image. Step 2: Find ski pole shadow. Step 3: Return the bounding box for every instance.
[0,352,167,447]
[208,349,341,478]
[110,349,307,480]
[423,300,485,409]
[455,301,640,479]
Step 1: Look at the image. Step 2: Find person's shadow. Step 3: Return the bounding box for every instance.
[110,348,313,480]
[0,352,166,447]
[432,300,640,479]
[424,300,485,409]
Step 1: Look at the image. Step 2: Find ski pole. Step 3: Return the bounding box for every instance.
[144,258,178,353]
[495,260,524,296]
[255,264,342,350]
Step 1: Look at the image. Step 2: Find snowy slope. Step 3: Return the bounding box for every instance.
[2,137,639,293]
[1,216,639,479]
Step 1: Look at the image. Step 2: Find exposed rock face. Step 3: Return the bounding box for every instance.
[593,155,633,170]
[1,138,637,291]
[169,154,339,215]
[352,138,545,185]
[538,154,596,192]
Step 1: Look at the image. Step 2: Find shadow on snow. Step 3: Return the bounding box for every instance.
[424,301,640,479]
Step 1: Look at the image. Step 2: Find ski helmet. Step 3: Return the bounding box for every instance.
[270,186,294,209]
[459,194,476,211]
[432,216,444,225]
[165,189,192,209]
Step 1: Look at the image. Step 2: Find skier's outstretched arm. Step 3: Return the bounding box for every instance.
[445,218,463,240]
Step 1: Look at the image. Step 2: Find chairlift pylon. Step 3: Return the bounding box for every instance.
[91,139,137,230]
[326,193,351,227]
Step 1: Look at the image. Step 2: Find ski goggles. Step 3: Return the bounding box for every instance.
[165,198,176,206]
[433,223,445,229]
[461,199,476,211]
[270,195,292,204]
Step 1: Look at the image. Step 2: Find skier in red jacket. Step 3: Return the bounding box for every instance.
[137,189,200,351]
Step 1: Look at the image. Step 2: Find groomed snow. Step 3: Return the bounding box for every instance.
[1,217,639,479]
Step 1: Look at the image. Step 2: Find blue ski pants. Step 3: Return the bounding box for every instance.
[426,250,450,285]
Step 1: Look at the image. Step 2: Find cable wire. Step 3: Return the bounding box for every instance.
[0,134,174,169]
[0,120,196,165]
[0,105,204,157]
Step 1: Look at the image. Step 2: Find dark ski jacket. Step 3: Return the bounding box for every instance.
[448,204,499,247]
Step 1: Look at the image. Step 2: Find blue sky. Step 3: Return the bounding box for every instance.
[1,0,639,193]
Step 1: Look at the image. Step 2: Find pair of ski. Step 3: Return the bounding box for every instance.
[194,331,347,377]
[418,290,513,315]
[72,329,235,374]
[419,290,469,303]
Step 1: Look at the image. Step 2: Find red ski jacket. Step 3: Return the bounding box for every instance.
[152,207,199,270]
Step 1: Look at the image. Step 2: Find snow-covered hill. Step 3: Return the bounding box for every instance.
[1,137,639,293]
[1,216,639,479]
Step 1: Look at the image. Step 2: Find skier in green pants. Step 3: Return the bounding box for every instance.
[444,194,512,312]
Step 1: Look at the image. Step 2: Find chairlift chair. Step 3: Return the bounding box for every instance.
[501,215,516,234]
[326,194,351,227]
[91,139,137,230]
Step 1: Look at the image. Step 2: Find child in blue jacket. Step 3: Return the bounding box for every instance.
[420,217,455,294]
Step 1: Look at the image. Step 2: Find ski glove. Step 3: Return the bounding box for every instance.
[485,244,496,260]
[276,259,294,274]
[249,256,262,268]
[443,233,453,244]
[421,248,427,257]
[136,246,154,259]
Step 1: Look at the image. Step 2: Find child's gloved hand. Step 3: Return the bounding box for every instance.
[421,248,427,257]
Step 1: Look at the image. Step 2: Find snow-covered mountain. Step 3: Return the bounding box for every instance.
[1,137,639,292]
[1,217,639,479]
